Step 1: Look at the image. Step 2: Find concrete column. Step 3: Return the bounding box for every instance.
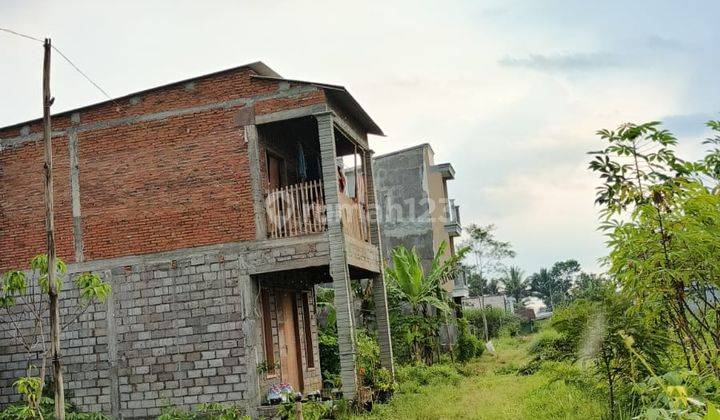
[239,274,261,414]
[363,151,394,374]
[316,112,358,398]
[68,127,84,262]
[244,125,267,239]
[104,269,120,419]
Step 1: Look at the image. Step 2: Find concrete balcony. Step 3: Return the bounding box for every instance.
[444,199,462,237]
[452,271,469,299]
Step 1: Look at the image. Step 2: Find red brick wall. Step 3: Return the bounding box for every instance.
[0,136,75,270]
[0,67,327,270]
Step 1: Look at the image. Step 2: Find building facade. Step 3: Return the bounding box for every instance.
[0,62,393,418]
[353,144,467,301]
[463,295,517,313]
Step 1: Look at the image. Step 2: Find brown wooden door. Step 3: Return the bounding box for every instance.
[278,291,302,392]
[267,153,284,190]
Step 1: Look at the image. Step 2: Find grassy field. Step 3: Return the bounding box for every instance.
[352,334,606,420]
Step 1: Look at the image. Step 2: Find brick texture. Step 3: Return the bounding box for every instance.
[0,67,326,272]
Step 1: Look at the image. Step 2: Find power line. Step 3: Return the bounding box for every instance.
[0,26,43,43]
[50,45,114,101]
[1,26,116,103]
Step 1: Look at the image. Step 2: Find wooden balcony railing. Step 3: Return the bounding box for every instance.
[266,180,327,238]
[265,180,371,242]
[339,192,370,243]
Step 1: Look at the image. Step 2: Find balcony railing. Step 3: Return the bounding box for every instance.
[266,180,327,238]
[339,192,370,243]
[265,180,371,242]
[444,199,461,237]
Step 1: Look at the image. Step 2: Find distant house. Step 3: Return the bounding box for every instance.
[346,143,467,305]
[463,295,517,313]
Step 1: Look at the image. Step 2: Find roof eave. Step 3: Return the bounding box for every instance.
[250,74,385,137]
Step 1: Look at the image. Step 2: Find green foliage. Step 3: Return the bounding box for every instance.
[355,329,380,387]
[528,259,580,310]
[455,318,482,363]
[571,272,607,301]
[463,224,515,298]
[395,363,463,393]
[631,369,720,419]
[519,330,576,375]
[501,266,528,303]
[464,307,521,339]
[300,400,330,420]
[0,396,108,420]
[385,242,466,364]
[157,402,249,420]
[315,286,340,383]
[589,119,720,373]
[355,336,607,420]
[373,368,395,393]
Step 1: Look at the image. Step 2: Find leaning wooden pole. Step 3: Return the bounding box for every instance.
[42,37,65,420]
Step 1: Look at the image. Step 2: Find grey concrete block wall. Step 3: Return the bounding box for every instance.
[110,256,247,418]
[0,235,331,418]
[363,145,435,263]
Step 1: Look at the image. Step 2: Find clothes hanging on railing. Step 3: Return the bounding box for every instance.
[297,141,307,182]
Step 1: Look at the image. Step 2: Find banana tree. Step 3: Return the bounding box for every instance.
[385,242,468,363]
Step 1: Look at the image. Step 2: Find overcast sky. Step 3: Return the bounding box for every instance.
[2,0,718,277]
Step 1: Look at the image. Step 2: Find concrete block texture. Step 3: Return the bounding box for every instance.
[0,234,331,417]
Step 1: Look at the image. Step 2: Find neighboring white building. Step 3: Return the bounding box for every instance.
[463,294,516,313]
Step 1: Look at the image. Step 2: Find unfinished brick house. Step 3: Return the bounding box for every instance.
[0,62,393,418]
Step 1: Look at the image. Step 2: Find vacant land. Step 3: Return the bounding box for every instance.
[353,334,605,420]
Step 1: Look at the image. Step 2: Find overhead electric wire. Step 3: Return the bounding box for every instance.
[0,26,43,43]
[1,26,116,103]
[49,45,114,101]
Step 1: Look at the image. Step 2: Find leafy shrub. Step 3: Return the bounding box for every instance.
[0,397,108,420]
[549,300,595,344]
[319,331,340,383]
[157,402,249,419]
[539,361,601,391]
[355,329,381,387]
[316,287,341,383]
[631,369,720,419]
[396,363,462,389]
[518,330,576,374]
[463,308,522,339]
[277,400,330,420]
[455,318,481,363]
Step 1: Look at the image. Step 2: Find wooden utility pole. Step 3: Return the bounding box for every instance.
[42,37,65,420]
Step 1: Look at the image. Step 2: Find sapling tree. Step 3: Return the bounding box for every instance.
[463,224,515,342]
[0,254,110,415]
[589,120,720,378]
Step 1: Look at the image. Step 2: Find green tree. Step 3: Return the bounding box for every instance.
[571,272,607,301]
[529,268,558,310]
[0,255,110,415]
[466,272,499,298]
[385,242,467,363]
[589,120,720,376]
[501,266,528,304]
[529,260,579,310]
[463,224,515,341]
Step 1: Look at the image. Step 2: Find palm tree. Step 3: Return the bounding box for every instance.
[385,241,467,363]
[502,266,528,304]
[529,268,560,310]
